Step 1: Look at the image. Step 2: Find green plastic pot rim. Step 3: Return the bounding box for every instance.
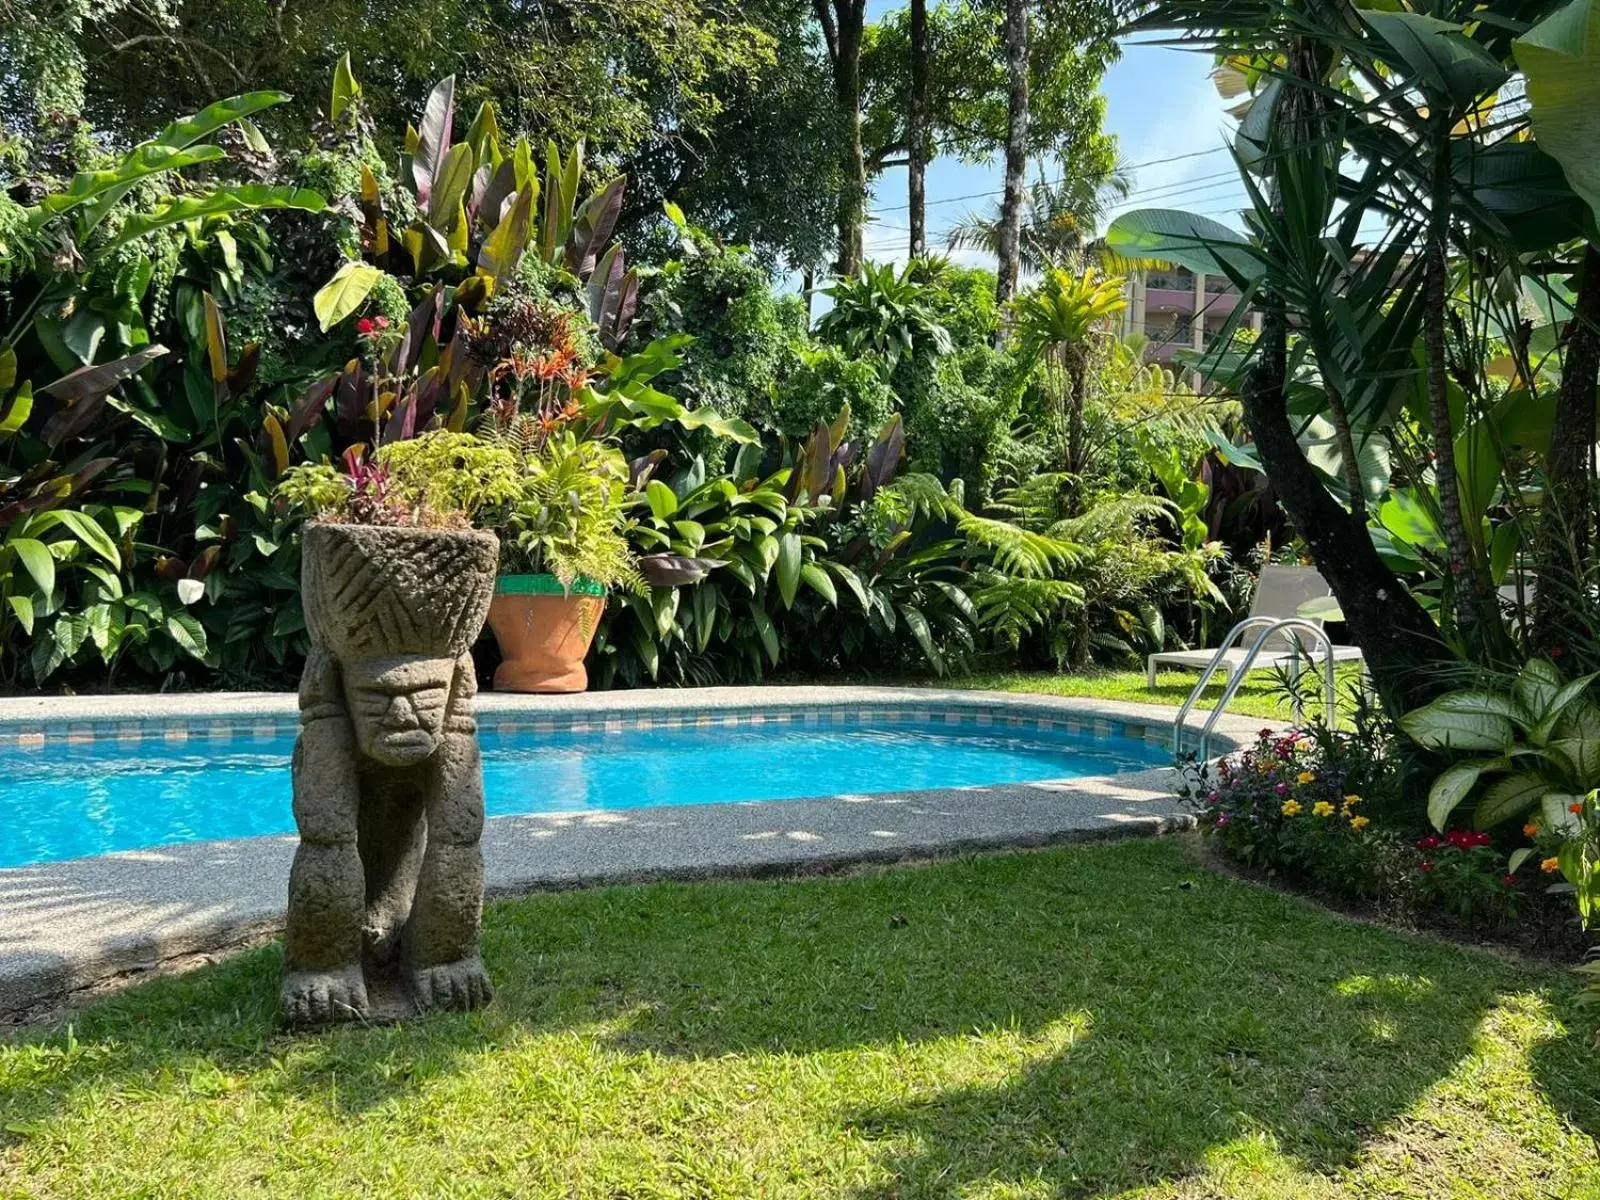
[495,573,606,598]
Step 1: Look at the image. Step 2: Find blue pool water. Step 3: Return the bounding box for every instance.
[0,715,1169,868]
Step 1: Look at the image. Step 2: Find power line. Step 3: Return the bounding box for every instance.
[871,143,1234,214]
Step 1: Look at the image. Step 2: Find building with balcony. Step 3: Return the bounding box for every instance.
[1118,266,1261,383]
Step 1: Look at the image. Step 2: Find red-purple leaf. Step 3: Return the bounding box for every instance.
[412,75,456,204]
[638,553,727,587]
[40,346,169,402]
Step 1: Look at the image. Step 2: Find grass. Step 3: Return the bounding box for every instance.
[5,838,1600,1198]
[946,665,1368,723]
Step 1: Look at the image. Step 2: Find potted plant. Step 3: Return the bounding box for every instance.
[272,430,517,1023]
[485,423,642,692]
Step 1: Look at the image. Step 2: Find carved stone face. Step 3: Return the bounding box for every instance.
[342,655,456,766]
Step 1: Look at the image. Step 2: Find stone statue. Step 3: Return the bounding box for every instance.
[282,522,500,1025]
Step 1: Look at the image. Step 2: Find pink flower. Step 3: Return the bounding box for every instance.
[1216,813,1232,828]
[374,315,391,329]
[1207,791,1220,804]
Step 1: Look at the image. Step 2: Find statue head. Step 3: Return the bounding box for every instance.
[341,654,458,765]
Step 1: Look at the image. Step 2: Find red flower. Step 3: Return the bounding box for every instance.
[1416,835,1441,851]
[356,317,375,335]
[1501,874,1517,887]
[1552,645,1566,659]
[1417,860,1435,873]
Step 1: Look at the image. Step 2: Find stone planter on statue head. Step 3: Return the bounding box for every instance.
[281,521,499,1026]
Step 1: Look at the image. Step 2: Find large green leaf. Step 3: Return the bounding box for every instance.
[313,262,385,332]
[35,145,225,221]
[1361,10,1510,111]
[1473,770,1551,829]
[1400,691,1519,750]
[1427,757,1510,829]
[52,510,121,568]
[1105,208,1260,282]
[775,532,802,609]
[106,186,325,249]
[9,538,55,597]
[477,186,534,279]
[1517,0,1600,231]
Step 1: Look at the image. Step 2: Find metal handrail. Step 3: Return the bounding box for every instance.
[1173,617,1337,760]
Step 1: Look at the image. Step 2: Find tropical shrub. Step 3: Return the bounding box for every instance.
[1401,657,1600,836]
[488,425,641,592]
[276,431,519,528]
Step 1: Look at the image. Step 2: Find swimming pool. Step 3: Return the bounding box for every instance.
[0,706,1173,868]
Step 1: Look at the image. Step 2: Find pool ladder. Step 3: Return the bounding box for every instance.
[1172,617,1337,759]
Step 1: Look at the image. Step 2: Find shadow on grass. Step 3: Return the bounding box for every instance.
[2,839,1592,1194]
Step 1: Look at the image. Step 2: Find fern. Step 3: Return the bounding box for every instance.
[972,574,1085,647]
[957,511,1083,578]
[1050,493,1176,543]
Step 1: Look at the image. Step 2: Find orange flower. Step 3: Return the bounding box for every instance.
[1541,856,1561,875]
[1523,823,1540,838]
[1570,801,1586,815]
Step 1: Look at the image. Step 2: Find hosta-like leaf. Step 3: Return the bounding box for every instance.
[1400,692,1520,750]
[1473,770,1550,829]
[6,594,34,635]
[645,480,679,522]
[1426,757,1506,829]
[165,612,209,660]
[1530,672,1600,743]
[1514,656,1566,717]
[52,509,120,568]
[313,262,384,332]
[1545,737,1600,785]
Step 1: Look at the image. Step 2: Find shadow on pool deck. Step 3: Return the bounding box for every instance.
[3,839,1595,1196]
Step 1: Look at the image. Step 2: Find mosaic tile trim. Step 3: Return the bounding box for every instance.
[0,702,1229,757]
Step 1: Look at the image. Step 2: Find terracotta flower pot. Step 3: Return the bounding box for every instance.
[488,574,606,693]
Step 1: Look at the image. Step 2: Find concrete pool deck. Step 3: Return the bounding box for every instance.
[0,685,1267,1015]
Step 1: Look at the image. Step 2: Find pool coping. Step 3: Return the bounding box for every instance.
[0,685,1270,1016]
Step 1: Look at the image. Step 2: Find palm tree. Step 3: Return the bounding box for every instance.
[948,159,1134,274]
[1010,265,1127,479]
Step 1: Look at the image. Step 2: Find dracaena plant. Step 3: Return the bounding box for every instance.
[311,67,639,350]
[1402,658,1600,836]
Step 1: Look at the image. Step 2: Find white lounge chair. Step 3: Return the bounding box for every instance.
[1145,564,1364,687]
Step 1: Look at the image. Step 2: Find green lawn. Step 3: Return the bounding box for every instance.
[948,663,1373,725]
[4,839,1598,1198]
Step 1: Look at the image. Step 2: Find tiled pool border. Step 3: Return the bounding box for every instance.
[0,686,1267,1017]
[0,694,1223,758]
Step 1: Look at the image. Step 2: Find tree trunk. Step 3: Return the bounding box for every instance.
[835,12,867,276]
[1422,116,1495,650]
[1238,38,1448,717]
[1535,243,1600,654]
[1066,346,1088,478]
[814,1,868,276]
[995,0,1030,313]
[908,0,930,259]
[1243,313,1447,715]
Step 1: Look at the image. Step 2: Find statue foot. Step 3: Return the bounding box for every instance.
[407,955,494,1012]
[281,964,371,1026]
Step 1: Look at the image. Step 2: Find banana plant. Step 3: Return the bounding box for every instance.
[1402,658,1600,833]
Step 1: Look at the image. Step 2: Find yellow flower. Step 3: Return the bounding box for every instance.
[1523,823,1540,838]
[1312,801,1335,818]
[1350,815,1370,831]
[1297,771,1316,785]
[1281,799,1303,817]
[1541,856,1561,875]
[1344,794,1362,807]
[1295,738,1312,753]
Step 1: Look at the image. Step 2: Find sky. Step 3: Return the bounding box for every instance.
[859,5,1248,269]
